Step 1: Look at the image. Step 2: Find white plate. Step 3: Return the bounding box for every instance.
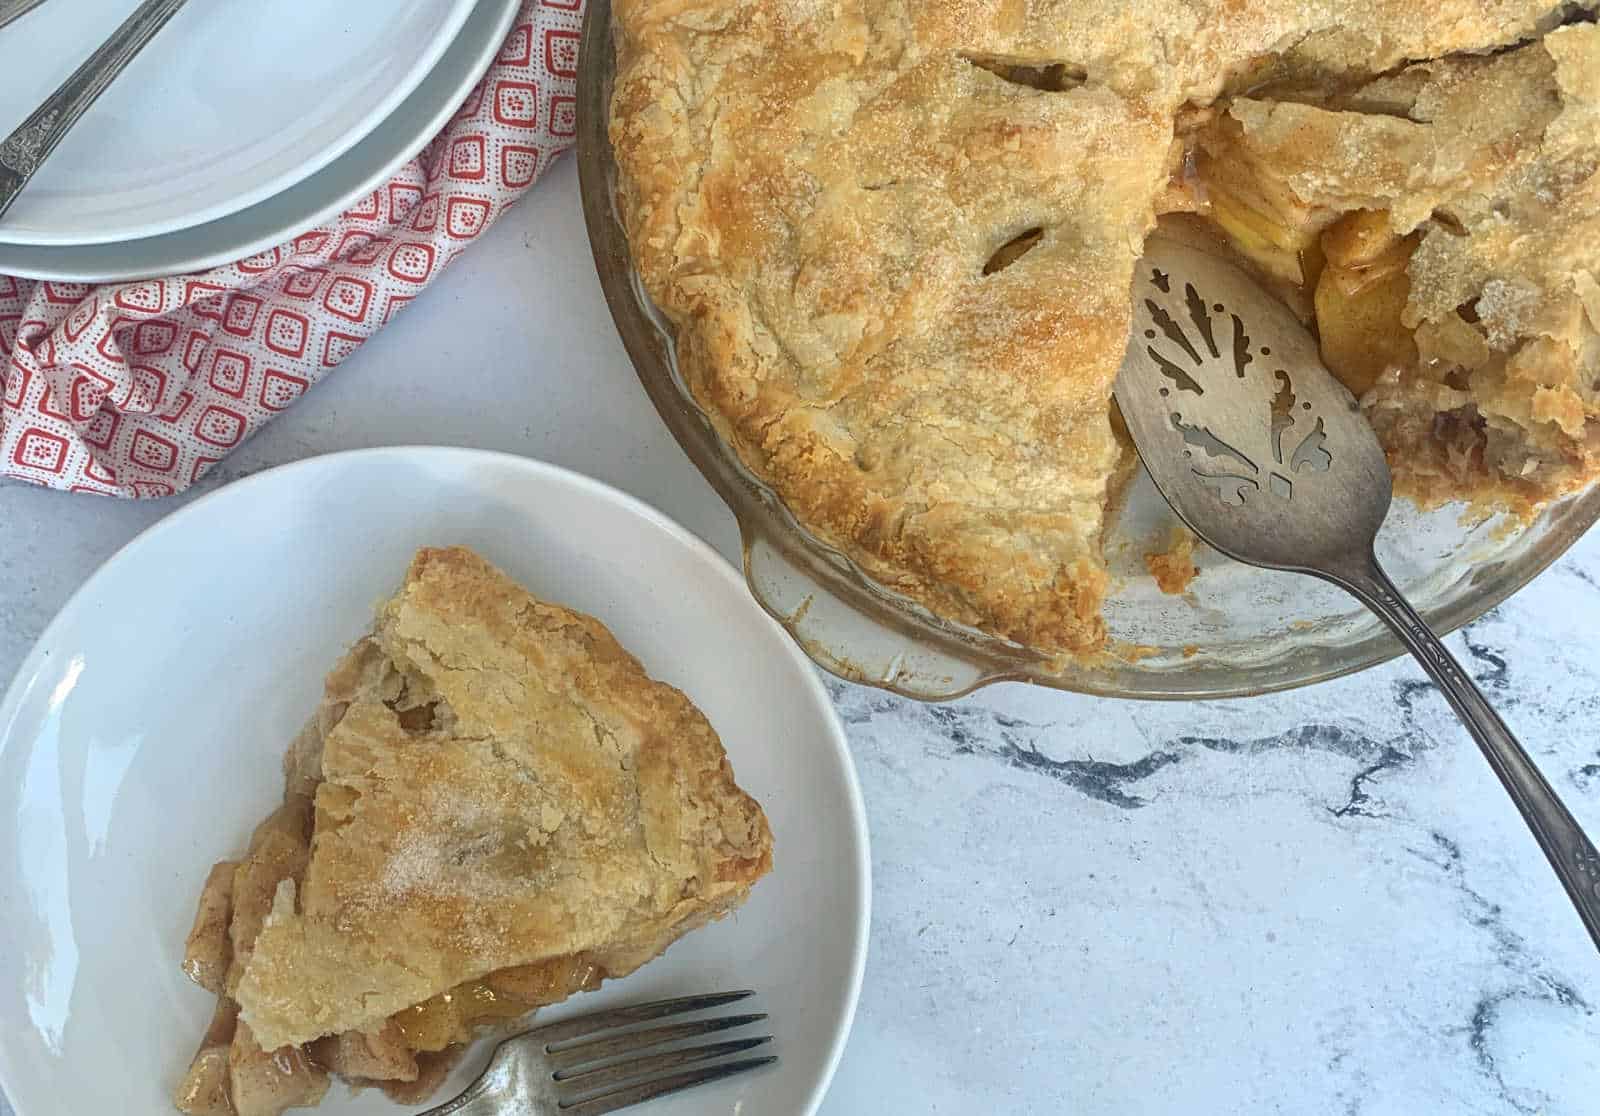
[0,448,870,1116]
[0,0,519,281]
[0,0,477,246]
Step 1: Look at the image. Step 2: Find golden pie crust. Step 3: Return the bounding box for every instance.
[174,547,772,1113]
[609,1,1600,656]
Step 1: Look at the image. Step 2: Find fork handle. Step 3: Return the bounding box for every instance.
[0,0,189,221]
[0,0,51,31]
[1327,549,1600,953]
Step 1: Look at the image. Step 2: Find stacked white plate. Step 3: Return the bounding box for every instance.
[0,0,523,280]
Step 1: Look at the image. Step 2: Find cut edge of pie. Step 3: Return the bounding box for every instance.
[608,2,1600,660]
[173,546,773,1115]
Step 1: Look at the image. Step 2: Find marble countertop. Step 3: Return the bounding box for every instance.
[5,160,1599,1115]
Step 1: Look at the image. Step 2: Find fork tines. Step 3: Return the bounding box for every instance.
[563,1053,779,1116]
[534,989,759,1046]
[541,990,776,1115]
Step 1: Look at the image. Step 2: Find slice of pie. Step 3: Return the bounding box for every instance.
[173,547,773,1115]
[609,1,1600,658]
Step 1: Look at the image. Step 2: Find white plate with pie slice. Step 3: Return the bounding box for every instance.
[0,0,478,246]
[0,447,870,1116]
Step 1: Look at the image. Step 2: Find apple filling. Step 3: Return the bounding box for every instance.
[1168,121,1423,404]
[1158,27,1600,522]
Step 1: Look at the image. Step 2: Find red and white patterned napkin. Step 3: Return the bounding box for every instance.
[0,0,583,496]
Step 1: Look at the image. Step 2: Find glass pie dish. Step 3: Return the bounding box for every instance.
[575,0,1600,702]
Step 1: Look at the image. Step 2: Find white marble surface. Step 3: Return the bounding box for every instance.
[5,159,1600,1114]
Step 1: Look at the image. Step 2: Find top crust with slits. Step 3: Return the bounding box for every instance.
[609,1,1600,655]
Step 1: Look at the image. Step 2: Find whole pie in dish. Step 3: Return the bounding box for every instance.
[173,546,773,1115]
[608,1,1600,658]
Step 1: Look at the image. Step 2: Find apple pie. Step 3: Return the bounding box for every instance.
[609,0,1600,656]
[173,546,773,1115]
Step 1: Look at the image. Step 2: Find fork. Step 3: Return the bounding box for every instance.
[0,0,189,222]
[421,990,777,1115]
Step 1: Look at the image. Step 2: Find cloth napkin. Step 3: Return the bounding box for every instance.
[0,0,584,496]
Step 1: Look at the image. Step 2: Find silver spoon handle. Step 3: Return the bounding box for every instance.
[1330,550,1600,951]
[0,0,189,221]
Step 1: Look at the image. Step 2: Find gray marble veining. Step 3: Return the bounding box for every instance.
[3,161,1598,1114]
[824,579,1600,1114]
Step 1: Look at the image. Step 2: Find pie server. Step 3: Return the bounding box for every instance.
[1115,234,1600,953]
